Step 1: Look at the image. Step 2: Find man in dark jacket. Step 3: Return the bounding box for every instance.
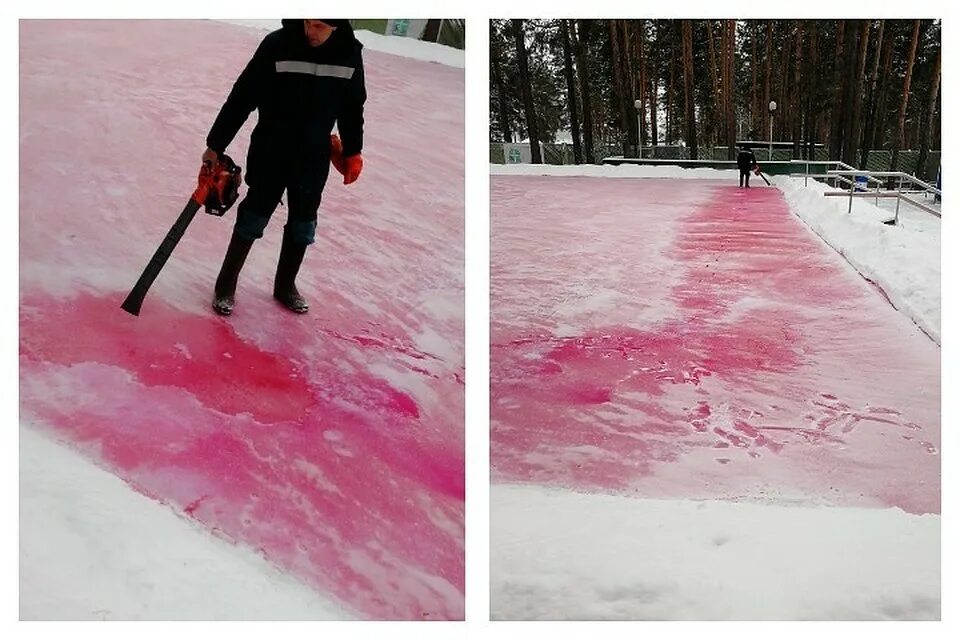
[204,19,366,315]
[736,145,757,188]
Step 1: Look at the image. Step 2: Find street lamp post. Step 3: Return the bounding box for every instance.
[634,99,643,159]
[768,100,777,161]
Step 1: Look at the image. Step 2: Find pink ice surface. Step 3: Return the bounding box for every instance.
[491,176,939,515]
[20,21,463,619]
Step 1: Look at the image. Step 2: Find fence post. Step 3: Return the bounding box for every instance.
[895,178,902,225]
[848,175,855,213]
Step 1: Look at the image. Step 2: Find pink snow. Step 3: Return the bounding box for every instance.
[491,176,939,515]
[20,20,464,619]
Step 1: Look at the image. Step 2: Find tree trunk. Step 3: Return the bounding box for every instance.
[804,21,819,159]
[932,91,941,155]
[915,43,941,178]
[561,20,582,163]
[869,21,896,154]
[650,22,659,146]
[511,19,542,163]
[490,24,513,143]
[573,20,595,163]
[751,22,759,137]
[706,20,721,147]
[637,21,649,152]
[667,22,676,145]
[776,21,793,141]
[422,19,442,43]
[608,19,633,157]
[839,20,859,166]
[860,20,884,168]
[889,19,921,174]
[724,20,737,159]
[762,21,774,149]
[791,23,804,158]
[845,19,871,167]
[681,20,698,158]
[622,20,638,152]
[906,21,933,153]
[829,21,846,160]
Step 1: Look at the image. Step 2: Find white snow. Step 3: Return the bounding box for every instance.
[491,484,940,621]
[491,163,738,180]
[216,20,465,68]
[20,425,353,620]
[355,29,465,68]
[775,175,941,344]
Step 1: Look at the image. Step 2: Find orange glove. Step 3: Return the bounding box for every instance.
[343,154,363,185]
[329,134,346,175]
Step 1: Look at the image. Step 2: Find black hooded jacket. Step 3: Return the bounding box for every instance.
[736,148,757,171]
[206,19,366,173]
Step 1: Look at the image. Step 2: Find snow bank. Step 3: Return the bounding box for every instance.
[491,484,940,621]
[217,20,464,68]
[775,175,940,344]
[355,29,464,68]
[20,425,352,620]
[490,163,738,180]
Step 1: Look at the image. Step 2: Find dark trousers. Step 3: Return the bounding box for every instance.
[234,154,331,246]
[739,169,751,188]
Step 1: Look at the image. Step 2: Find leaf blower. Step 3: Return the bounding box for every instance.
[121,155,242,316]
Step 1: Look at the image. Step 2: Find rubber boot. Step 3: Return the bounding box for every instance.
[212,232,254,316]
[273,227,309,314]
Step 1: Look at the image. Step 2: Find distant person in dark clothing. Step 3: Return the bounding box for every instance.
[203,19,366,316]
[737,146,757,188]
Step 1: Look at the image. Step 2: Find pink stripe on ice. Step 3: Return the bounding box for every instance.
[20,21,463,619]
[491,176,939,515]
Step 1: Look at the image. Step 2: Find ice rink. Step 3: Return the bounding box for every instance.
[20,20,464,620]
[490,173,940,619]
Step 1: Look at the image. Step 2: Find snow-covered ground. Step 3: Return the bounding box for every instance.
[20,425,351,620]
[491,163,738,180]
[775,175,940,344]
[20,20,464,620]
[490,167,940,620]
[492,484,939,621]
[218,20,464,68]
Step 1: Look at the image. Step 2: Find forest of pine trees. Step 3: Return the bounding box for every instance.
[490,19,941,179]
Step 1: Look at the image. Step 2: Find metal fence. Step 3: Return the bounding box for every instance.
[490,142,941,182]
[436,19,465,50]
[353,18,464,49]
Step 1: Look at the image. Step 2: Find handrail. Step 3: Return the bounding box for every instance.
[821,169,941,223]
[780,162,941,224]
[899,193,942,218]
[824,191,941,218]
[825,169,890,186]
[804,174,861,186]
[787,160,883,188]
[788,161,940,194]
[827,169,941,197]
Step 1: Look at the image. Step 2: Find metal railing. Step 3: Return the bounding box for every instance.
[825,170,941,223]
[839,170,941,195]
[783,161,941,224]
[786,160,886,206]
